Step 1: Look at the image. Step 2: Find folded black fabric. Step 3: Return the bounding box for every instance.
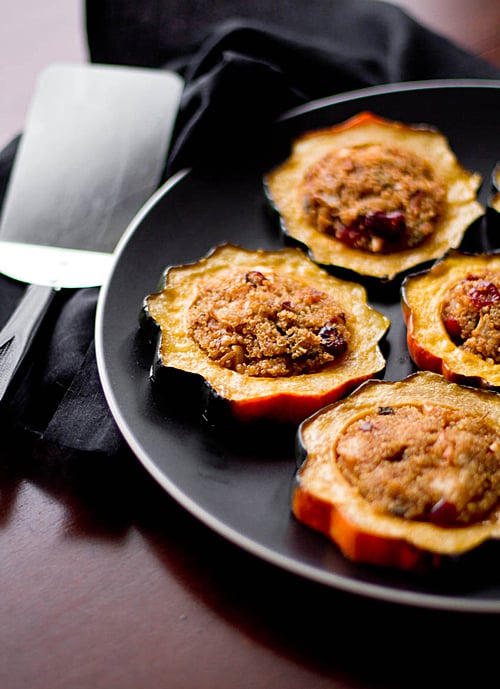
[1,0,499,455]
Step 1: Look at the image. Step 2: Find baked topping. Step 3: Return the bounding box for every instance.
[335,403,500,525]
[188,269,350,377]
[441,271,500,363]
[302,143,446,253]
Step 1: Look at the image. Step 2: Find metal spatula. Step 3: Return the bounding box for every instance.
[0,62,183,401]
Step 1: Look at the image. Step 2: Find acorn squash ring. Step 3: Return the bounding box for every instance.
[264,112,484,281]
[141,243,390,425]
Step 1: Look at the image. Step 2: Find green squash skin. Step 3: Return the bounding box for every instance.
[140,293,201,415]
[139,301,206,420]
[492,161,500,197]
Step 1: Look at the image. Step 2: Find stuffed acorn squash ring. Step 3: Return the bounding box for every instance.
[265,112,484,281]
[293,371,500,571]
[141,244,389,425]
[401,250,500,390]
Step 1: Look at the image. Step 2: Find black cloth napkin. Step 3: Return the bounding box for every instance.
[1,0,499,456]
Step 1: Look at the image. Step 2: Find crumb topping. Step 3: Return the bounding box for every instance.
[188,269,350,377]
[302,143,446,253]
[335,403,500,525]
[441,271,500,363]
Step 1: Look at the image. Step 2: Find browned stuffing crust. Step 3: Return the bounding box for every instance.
[188,269,350,377]
[441,270,500,363]
[302,143,446,253]
[335,403,500,526]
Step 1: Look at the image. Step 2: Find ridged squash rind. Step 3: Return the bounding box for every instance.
[265,112,484,281]
[401,250,500,390]
[141,243,390,424]
[293,371,500,570]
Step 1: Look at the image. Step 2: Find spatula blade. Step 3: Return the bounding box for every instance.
[0,62,183,287]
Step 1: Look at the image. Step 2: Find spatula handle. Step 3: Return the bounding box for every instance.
[0,283,56,402]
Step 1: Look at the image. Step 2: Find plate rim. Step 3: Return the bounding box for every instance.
[276,77,500,120]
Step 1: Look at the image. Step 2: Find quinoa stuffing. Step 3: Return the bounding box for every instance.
[441,271,500,363]
[335,403,500,526]
[188,269,350,377]
[302,143,446,253]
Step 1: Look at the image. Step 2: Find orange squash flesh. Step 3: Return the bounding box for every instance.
[143,244,390,424]
[401,251,500,390]
[265,112,484,280]
[292,484,439,571]
[293,371,500,571]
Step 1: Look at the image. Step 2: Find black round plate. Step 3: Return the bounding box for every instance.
[96,80,500,612]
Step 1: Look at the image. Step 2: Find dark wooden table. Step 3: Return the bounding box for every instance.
[1,3,500,689]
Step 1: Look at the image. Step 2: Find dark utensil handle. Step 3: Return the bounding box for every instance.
[0,283,56,402]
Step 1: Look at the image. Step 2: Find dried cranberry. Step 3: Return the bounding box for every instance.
[319,323,347,356]
[467,280,500,309]
[429,498,458,526]
[245,271,265,286]
[443,315,463,340]
[364,210,406,239]
[335,223,364,248]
